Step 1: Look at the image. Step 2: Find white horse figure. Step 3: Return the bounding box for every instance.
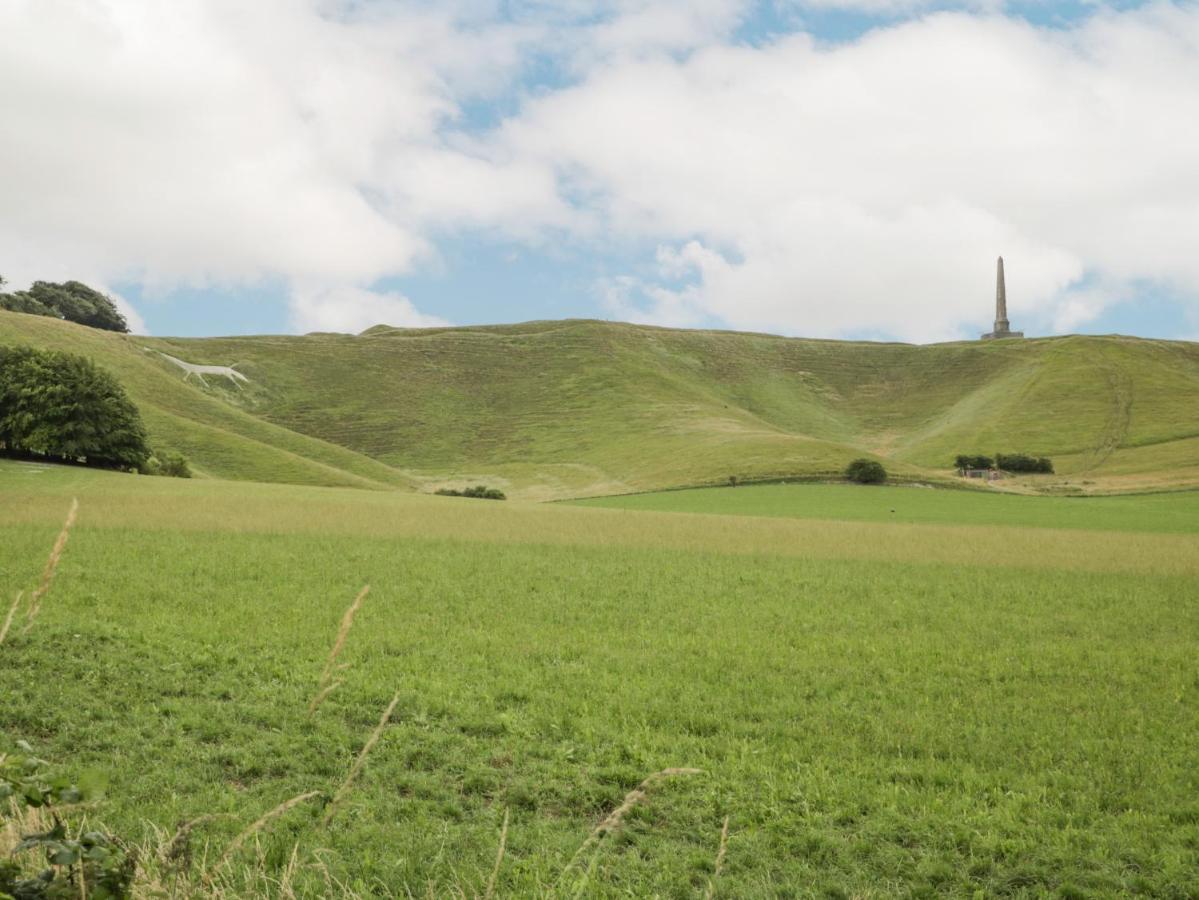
[156,351,249,387]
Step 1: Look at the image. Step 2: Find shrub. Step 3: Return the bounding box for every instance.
[0,280,128,333]
[0,345,149,470]
[996,453,1054,474]
[158,450,192,478]
[845,458,887,484]
[435,485,506,500]
[954,454,994,470]
[1,741,135,899]
[140,449,192,478]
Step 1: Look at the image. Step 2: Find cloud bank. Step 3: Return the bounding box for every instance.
[1,1,1197,340]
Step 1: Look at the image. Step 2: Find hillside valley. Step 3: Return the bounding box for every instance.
[2,311,1197,498]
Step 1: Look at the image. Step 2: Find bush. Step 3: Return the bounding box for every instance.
[845,458,887,484]
[0,345,150,470]
[954,454,994,470]
[1,741,135,899]
[140,449,192,478]
[0,280,128,333]
[996,453,1054,474]
[435,484,506,500]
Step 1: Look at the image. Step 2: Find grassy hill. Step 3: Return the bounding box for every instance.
[0,313,413,489]
[3,310,1197,497]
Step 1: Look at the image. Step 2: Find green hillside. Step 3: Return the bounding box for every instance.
[3,310,1197,497]
[0,313,413,489]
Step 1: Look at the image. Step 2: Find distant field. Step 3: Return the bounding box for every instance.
[571,482,1199,534]
[3,462,1198,896]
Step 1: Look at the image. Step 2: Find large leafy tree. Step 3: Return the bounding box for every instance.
[0,280,129,333]
[0,345,149,470]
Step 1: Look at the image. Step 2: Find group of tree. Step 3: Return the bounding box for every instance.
[955,453,1054,474]
[435,484,506,500]
[0,276,129,333]
[0,345,190,475]
[995,453,1054,474]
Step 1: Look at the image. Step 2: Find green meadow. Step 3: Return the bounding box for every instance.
[4,462,1199,897]
[572,482,1199,534]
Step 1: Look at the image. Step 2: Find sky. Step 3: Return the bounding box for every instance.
[2,0,1198,343]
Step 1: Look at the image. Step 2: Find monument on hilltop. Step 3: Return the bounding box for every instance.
[981,256,1023,340]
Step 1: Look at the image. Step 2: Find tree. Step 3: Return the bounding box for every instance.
[0,345,149,470]
[845,458,887,484]
[0,280,129,333]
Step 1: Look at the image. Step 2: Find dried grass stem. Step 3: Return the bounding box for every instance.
[210,791,319,876]
[322,691,401,826]
[16,498,77,638]
[563,767,701,877]
[483,808,509,900]
[309,585,369,715]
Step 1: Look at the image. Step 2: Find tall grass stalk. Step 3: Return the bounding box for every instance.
[482,808,509,900]
[322,691,401,826]
[561,767,702,881]
[21,497,78,637]
[703,815,730,899]
[209,791,320,877]
[309,585,369,715]
[0,591,23,646]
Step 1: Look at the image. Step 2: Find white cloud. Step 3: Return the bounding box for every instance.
[289,284,449,333]
[2,1,1199,341]
[0,0,573,332]
[792,0,1002,12]
[495,3,1199,339]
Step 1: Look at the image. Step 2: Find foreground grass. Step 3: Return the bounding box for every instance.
[571,482,1199,534]
[3,464,1199,896]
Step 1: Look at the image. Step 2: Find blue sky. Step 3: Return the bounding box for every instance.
[3,0,1197,342]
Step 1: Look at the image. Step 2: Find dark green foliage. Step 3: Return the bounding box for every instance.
[996,453,1054,474]
[1,742,134,899]
[0,281,128,333]
[845,458,887,484]
[0,345,150,470]
[435,484,506,500]
[954,454,994,470]
[140,450,192,478]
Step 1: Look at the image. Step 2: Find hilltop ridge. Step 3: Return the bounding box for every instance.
[2,310,1197,497]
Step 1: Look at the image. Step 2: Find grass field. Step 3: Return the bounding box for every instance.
[4,310,1199,498]
[572,483,1199,534]
[3,461,1198,897]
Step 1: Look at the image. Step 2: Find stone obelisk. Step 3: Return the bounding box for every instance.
[981,256,1023,339]
[994,256,1010,333]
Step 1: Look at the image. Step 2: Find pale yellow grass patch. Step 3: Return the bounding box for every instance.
[7,476,1199,577]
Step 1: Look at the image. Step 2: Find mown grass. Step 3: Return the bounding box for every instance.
[3,463,1199,896]
[571,482,1199,534]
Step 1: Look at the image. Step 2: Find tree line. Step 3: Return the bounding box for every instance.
[955,453,1054,474]
[0,275,129,333]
